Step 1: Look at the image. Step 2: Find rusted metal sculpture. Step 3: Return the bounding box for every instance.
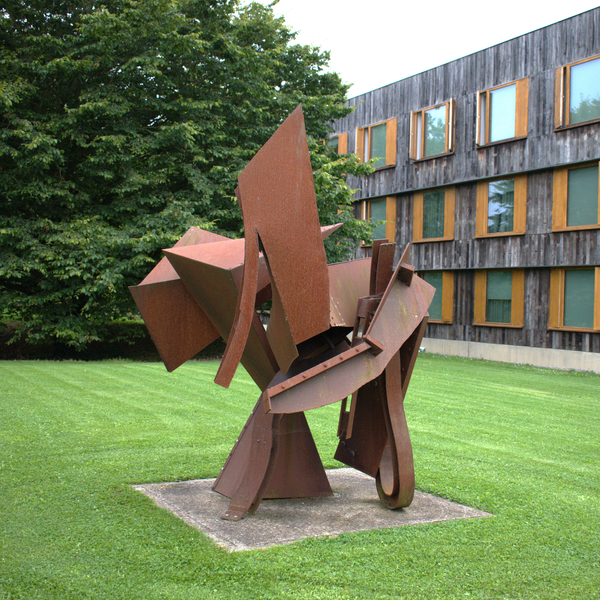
[130,105,434,520]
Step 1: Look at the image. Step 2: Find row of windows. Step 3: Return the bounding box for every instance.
[421,268,600,332]
[359,161,600,243]
[331,55,600,165]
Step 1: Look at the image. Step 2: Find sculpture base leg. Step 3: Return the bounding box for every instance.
[213,398,331,520]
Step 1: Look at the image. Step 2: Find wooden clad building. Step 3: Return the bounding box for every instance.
[330,8,600,363]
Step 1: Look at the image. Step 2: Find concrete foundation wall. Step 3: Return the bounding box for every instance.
[421,338,600,374]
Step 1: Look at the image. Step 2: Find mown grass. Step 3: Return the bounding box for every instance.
[1,355,598,600]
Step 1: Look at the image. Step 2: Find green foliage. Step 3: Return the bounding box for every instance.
[0,0,368,348]
[1,356,599,599]
[311,142,375,264]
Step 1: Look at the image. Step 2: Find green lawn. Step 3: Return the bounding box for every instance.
[1,355,598,600]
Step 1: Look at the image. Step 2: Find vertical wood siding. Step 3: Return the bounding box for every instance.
[336,9,600,354]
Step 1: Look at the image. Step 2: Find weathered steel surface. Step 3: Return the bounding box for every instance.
[129,279,219,372]
[216,106,331,387]
[163,241,277,391]
[376,350,415,509]
[263,267,434,414]
[328,258,371,327]
[131,106,435,521]
[373,243,396,296]
[129,227,227,372]
[334,376,388,477]
[213,402,331,505]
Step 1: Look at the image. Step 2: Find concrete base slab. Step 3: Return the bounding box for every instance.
[134,468,491,551]
[422,337,600,374]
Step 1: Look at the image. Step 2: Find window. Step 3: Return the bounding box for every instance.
[421,271,454,323]
[355,118,397,169]
[360,196,397,244]
[555,55,600,129]
[549,268,600,331]
[410,100,455,160]
[327,133,348,154]
[552,162,600,230]
[476,174,527,237]
[412,186,455,242]
[476,78,529,145]
[474,269,525,327]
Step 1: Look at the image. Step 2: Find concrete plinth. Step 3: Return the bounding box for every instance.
[134,468,491,552]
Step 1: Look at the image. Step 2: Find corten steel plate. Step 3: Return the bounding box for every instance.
[334,377,388,477]
[328,258,371,327]
[163,241,277,391]
[159,224,344,387]
[213,402,331,501]
[216,106,331,387]
[129,227,227,372]
[263,267,435,415]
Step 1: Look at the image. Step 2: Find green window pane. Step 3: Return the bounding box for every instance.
[489,84,516,142]
[423,105,446,157]
[570,57,600,124]
[327,137,339,151]
[423,272,443,320]
[488,179,515,233]
[567,165,599,227]
[564,269,595,328]
[370,123,387,169]
[369,198,387,240]
[486,271,512,323]
[422,190,445,239]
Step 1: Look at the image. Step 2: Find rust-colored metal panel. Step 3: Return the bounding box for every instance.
[163,246,277,391]
[374,243,396,296]
[376,350,415,509]
[328,258,371,327]
[262,411,332,499]
[129,227,228,372]
[220,407,279,521]
[129,280,219,372]
[213,402,331,502]
[334,377,387,477]
[216,106,331,386]
[264,273,435,414]
[264,264,299,374]
[140,227,228,286]
[369,239,388,296]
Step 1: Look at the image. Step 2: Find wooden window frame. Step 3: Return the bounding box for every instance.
[412,186,455,242]
[420,271,454,324]
[476,174,527,237]
[355,118,397,169]
[360,196,397,247]
[409,100,456,161]
[327,132,348,154]
[552,161,600,231]
[476,78,529,147]
[554,54,600,130]
[548,267,600,332]
[473,269,525,328]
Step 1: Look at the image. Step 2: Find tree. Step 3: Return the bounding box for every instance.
[0,0,373,349]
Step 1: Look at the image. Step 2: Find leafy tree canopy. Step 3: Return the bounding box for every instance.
[0,0,374,349]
